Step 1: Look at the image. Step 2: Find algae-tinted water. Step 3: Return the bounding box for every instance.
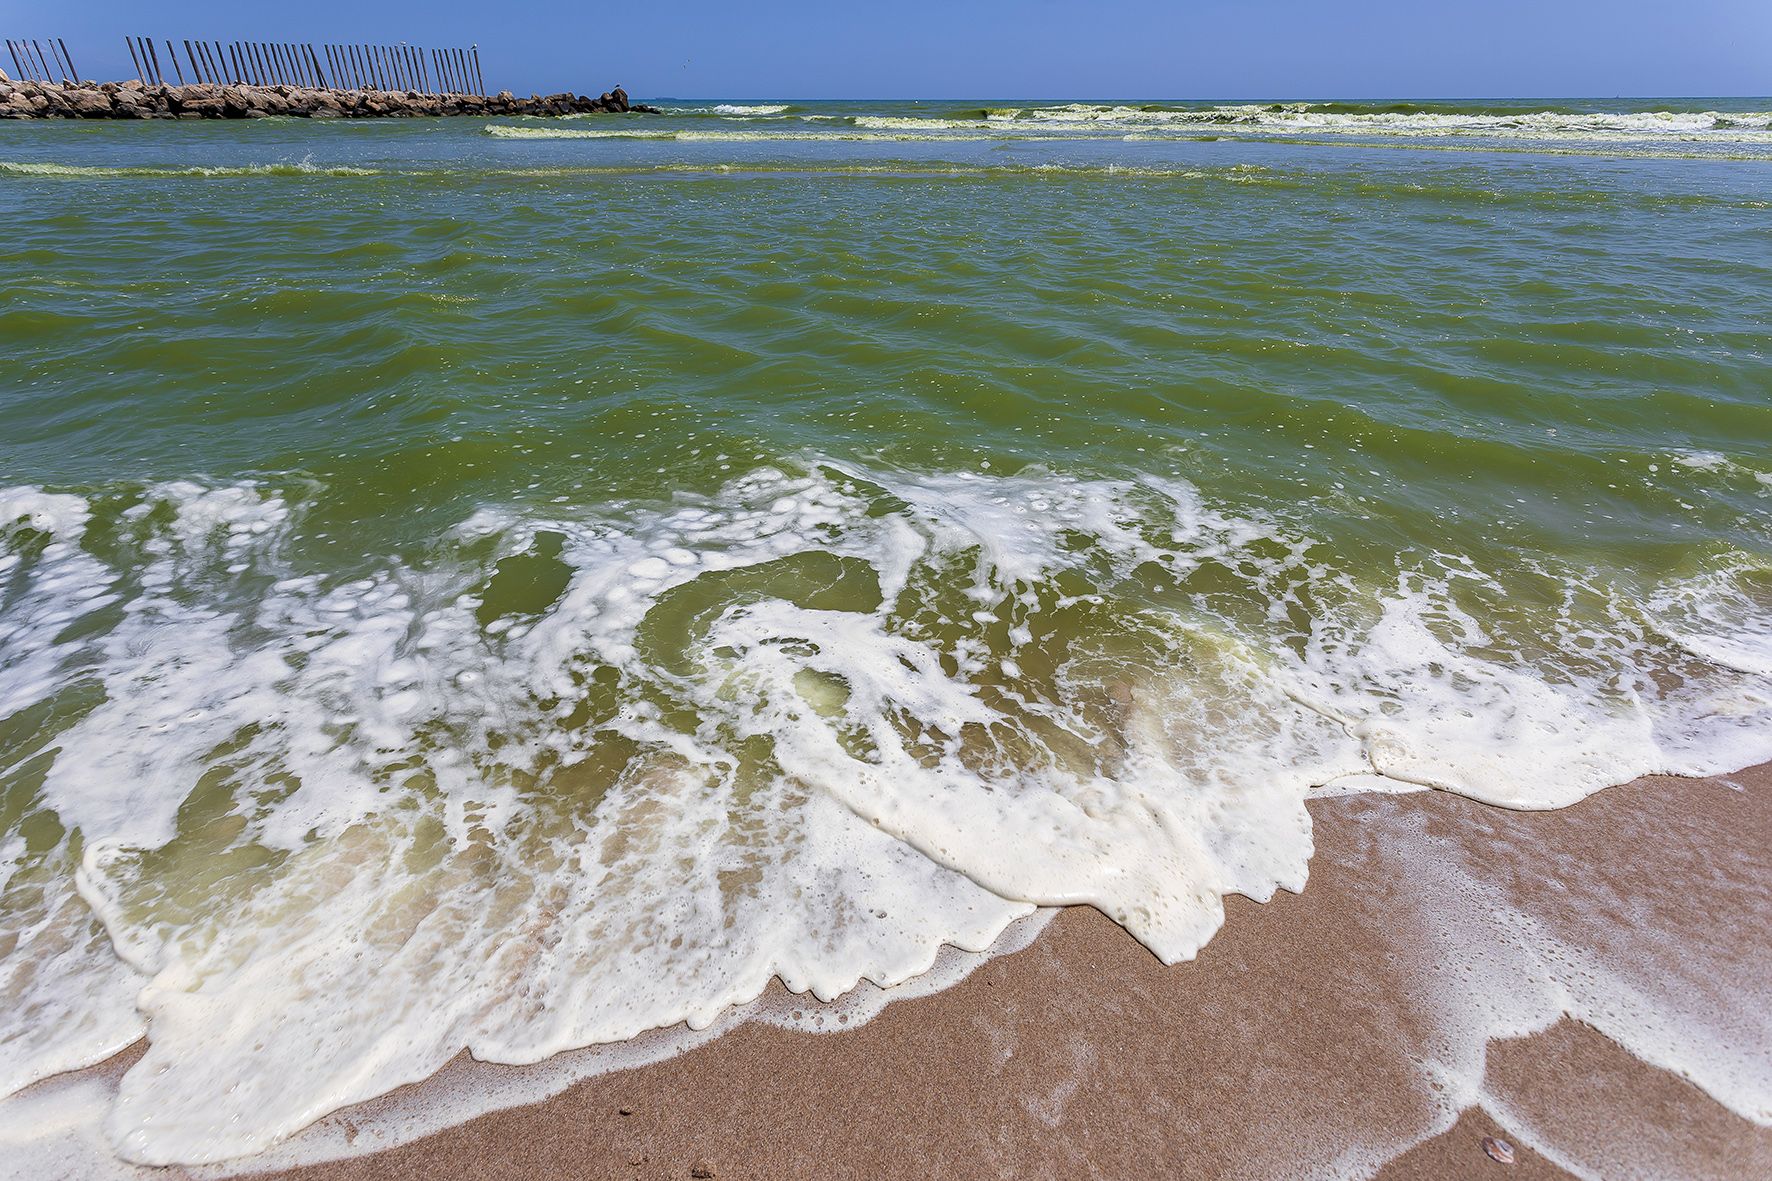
[2,99,1771,1165]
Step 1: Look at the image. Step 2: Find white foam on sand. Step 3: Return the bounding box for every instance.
[1,463,1769,1170]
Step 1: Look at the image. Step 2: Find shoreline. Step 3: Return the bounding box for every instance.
[11,762,1768,1179]
[0,79,660,120]
[267,762,1772,1180]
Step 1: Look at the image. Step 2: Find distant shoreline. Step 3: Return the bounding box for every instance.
[0,78,660,120]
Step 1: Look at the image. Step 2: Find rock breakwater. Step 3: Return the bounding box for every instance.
[0,77,658,119]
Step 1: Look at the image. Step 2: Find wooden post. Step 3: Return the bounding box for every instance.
[144,38,162,86]
[307,44,326,90]
[31,40,54,83]
[124,37,144,84]
[163,40,183,86]
[182,41,201,84]
[58,38,78,83]
[471,45,484,97]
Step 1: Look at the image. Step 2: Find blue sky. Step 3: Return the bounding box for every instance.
[24,1,1772,98]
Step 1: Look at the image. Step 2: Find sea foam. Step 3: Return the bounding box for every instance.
[1,463,1769,1166]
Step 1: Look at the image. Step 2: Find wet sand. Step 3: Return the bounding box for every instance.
[245,762,1772,1181]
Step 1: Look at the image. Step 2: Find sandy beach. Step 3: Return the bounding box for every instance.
[228,763,1770,1181]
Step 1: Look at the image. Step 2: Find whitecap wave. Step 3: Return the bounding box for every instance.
[0,160,379,178]
[1014,102,1772,141]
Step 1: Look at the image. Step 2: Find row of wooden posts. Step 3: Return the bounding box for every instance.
[4,35,486,95]
[123,38,485,96]
[5,39,80,84]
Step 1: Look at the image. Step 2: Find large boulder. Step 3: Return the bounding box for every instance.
[37,87,77,117]
[179,85,226,117]
[69,86,116,117]
[111,90,151,118]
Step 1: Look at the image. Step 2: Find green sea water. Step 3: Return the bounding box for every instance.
[3,99,1772,1167]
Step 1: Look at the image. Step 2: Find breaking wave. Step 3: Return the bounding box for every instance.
[2,463,1769,1164]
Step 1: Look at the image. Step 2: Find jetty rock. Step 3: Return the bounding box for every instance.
[0,78,656,119]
